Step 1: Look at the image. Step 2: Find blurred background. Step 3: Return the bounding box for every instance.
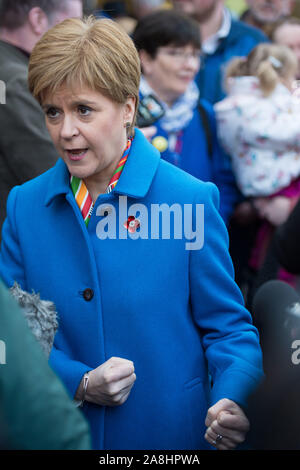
[83,0,300,18]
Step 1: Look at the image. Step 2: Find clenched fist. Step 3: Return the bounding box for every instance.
[204,398,250,450]
[76,357,136,407]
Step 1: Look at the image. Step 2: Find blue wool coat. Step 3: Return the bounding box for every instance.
[149,98,239,225]
[0,129,263,450]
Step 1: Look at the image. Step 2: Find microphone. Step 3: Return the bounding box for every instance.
[248,280,300,449]
[252,280,300,368]
[10,282,58,358]
[252,279,300,325]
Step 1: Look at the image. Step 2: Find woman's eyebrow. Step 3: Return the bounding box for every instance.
[72,100,98,106]
[41,103,57,110]
[42,100,98,109]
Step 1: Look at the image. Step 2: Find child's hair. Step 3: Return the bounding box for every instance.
[225,43,298,96]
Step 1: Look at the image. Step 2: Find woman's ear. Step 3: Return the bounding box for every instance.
[123,96,136,125]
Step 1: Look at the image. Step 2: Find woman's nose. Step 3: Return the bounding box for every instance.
[60,115,79,139]
[183,56,200,73]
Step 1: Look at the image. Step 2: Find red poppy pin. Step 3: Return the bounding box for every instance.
[124,216,140,233]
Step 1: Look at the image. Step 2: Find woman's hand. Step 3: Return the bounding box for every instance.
[78,357,136,407]
[254,196,291,226]
[204,398,250,450]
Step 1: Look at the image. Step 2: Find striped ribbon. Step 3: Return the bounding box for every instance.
[70,176,94,226]
[106,138,132,193]
[70,138,132,226]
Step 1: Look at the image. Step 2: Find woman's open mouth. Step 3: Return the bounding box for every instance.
[66,148,89,161]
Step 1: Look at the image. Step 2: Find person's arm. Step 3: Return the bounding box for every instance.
[0,187,92,399]
[211,137,240,225]
[189,183,263,446]
[0,281,91,450]
[0,187,136,408]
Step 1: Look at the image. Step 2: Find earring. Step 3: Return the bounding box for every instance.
[124,122,131,129]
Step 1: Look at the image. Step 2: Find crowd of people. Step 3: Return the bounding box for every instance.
[1,0,300,452]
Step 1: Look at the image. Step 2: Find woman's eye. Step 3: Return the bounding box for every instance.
[168,49,180,57]
[78,105,92,116]
[46,107,60,119]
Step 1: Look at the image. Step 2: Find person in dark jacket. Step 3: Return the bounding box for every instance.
[0,0,83,240]
[172,0,268,104]
[274,197,300,274]
[0,280,91,450]
[133,9,239,224]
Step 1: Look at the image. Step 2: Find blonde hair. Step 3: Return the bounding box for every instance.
[225,43,298,96]
[28,16,141,136]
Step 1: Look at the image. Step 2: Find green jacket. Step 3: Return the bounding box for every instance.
[0,40,58,238]
[0,280,91,449]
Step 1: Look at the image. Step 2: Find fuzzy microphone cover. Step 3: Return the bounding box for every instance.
[10,282,58,358]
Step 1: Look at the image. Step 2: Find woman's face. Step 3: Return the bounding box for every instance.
[140,43,201,105]
[42,84,135,190]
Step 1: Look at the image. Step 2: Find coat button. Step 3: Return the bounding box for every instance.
[83,288,94,301]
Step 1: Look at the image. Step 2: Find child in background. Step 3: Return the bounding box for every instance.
[215,43,300,285]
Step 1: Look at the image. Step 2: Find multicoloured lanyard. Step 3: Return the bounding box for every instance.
[106,138,131,193]
[70,176,94,226]
[70,138,132,226]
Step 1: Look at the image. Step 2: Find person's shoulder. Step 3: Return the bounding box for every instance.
[229,17,269,42]
[197,98,216,119]
[0,41,28,82]
[11,164,60,204]
[156,157,218,200]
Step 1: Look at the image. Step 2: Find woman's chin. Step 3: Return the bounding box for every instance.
[67,164,92,180]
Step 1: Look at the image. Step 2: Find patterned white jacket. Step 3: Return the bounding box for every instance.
[214,76,300,196]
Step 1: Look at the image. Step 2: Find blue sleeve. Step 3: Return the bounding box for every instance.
[201,100,240,225]
[189,183,264,408]
[49,346,93,399]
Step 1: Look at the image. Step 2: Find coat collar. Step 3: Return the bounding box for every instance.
[44,128,161,206]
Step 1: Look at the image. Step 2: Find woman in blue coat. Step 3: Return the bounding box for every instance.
[0,16,263,450]
[132,9,239,226]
